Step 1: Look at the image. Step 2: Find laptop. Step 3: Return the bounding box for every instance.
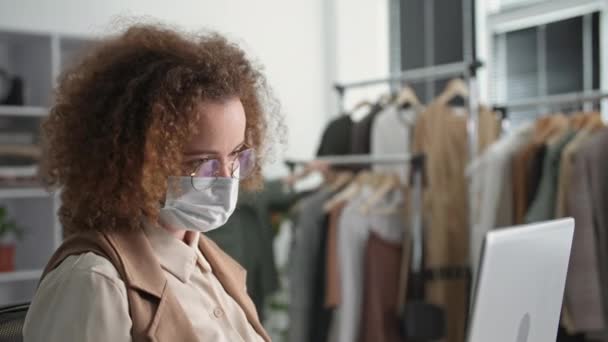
[467,218,574,342]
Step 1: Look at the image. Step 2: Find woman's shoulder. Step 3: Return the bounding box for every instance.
[24,252,132,341]
[45,252,125,289]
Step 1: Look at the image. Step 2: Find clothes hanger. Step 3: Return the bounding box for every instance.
[359,172,401,214]
[532,116,554,143]
[349,100,373,121]
[568,112,586,131]
[323,171,370,212]
[327,171,354,192]
[534,114,569,144]
[582,111,604,132]
[546,114,570,145]
[378,92,395,107]
[395,86,421,109]
[437,78,469,106]
[284,160,330,188]
[352,100,372,112]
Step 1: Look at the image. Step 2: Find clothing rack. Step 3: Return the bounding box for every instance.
[332,62,483,290]
[286,153,447,339]
[493,90,608,112]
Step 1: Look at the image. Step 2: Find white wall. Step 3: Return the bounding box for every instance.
[0,0,329,177]
[332,0,391,112]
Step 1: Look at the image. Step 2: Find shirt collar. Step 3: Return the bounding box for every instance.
[143,221,211,283]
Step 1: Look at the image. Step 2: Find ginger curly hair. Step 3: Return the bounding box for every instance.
[40,24,282,235]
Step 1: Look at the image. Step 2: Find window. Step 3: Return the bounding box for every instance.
[395,0,474,103]
[497,0,548,11]
[491,12,601,124]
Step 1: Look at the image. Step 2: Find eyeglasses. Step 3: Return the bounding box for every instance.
[186,147,256,190]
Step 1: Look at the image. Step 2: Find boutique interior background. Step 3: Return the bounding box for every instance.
[0,0,606,308]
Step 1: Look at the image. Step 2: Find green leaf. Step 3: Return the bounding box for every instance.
[0,206,22,241]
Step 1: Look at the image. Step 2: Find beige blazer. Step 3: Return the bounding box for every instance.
[37,227,271,342]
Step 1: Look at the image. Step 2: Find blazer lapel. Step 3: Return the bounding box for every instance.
[146,283,199,342]
[104,230,199,341]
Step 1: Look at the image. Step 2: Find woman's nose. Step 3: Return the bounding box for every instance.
[217,161,232,178]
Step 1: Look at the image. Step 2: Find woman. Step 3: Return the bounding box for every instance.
[23,23,283,341]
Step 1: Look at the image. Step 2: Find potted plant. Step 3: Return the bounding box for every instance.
[0,206,21,272]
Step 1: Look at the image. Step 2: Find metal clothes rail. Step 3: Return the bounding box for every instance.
[493,90,608,111]
[286,153,414,167]
[333,61,476,92]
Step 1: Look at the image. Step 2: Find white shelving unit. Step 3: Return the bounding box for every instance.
[0,187,52,199]
[0,269,41,283]
[0,106,47,117]
[0,28,93,306]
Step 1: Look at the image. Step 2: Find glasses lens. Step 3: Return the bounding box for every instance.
[195,159,221,178]
[233,148,255,180]
[190,159,221,191]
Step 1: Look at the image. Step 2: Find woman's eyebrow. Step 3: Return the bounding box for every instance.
[184,141,245,157]
[183,150,219,158]
[230,141,246,153]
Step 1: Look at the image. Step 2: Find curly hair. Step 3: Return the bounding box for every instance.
[40,23,283,235]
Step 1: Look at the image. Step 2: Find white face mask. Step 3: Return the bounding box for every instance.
[159,176,239,233]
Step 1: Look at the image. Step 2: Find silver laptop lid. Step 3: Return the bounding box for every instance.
[467,218,574,342]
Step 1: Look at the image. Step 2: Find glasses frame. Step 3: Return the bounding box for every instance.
[187,146,255,191]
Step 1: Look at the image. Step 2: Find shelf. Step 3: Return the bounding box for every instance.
[0,106,48,117]
[0,187,51,199]
[0,269,41,283]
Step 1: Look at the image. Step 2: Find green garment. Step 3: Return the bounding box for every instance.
[205,180,298,315]
[525,131,577,223]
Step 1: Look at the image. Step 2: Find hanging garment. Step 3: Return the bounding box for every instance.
[370,104,417,181]
[317,115,354,157]
[288,189,333,342]
[555,130,593,218]
[555,130,601,335]
[468,123,533,282]
[207,180,297,315]
[335,186,405,342]
[413,102,469,342]
[325,202,347,308]
[525,131,576,223]
[477,106,502,154]
[557,327,587,342]
[335,190,373,342]
[556,112,604,219]
[351,103,384,157]
[310,215,334,342]
[359,231,404,342]
[565,128,608,334]
[494,168,515,229]
[514,115,571,223]
[525,145,547,206]
[511,142,545,224]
